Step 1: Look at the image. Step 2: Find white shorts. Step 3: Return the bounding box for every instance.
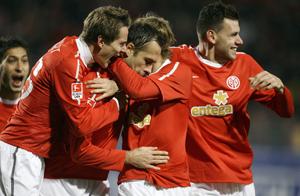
[118,180,192,196]
[190,182,255,196]
[0,141,45,196]
[40,178,109,196]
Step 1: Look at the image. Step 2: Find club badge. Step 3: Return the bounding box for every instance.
[226,75,240,90]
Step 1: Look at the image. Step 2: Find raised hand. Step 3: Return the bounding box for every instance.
[249,71,284,93]
[125,147,169,170]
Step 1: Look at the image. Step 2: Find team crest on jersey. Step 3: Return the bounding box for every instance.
[129,103,151,128]
[191,90,233,117]
[226,75,240,90]
[71,82,83,100]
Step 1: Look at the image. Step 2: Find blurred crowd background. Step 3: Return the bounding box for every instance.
[1,0,299,195]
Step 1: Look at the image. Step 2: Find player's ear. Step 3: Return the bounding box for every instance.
[97,36,105,49]
[206,30,217,44]
[126,42,135,56]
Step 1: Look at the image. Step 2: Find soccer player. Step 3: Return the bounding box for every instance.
[0,37,30,131]
[0,6,168,196]
[87,14,193,195]
[170,1,295,195]
[41,64,168,196]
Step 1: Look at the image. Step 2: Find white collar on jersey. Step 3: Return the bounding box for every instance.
[0,97,19,105]
[194,46,223,68]
[75,38,93,66]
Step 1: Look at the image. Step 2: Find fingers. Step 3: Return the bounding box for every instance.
[249,71,269,87]
[139,146,169,156]
[85,78,108,86]
[95,93,110,101]
[90,88,106,94]
[249,71,284,91]
[139,146,158,151]
[144,165,161,170]
[151,150,169,156]
[86,83,106,89]
[149,157,169,164]
[126,146,170,170]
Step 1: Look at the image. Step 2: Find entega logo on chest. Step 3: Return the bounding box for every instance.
[191,90,233,117]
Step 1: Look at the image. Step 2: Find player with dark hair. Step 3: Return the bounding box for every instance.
[171,1,294,195]
[0,36,30,131]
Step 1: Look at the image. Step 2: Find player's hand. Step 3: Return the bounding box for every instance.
[249,71,284,94]
[125,147,169,170]
[86,78,119,101]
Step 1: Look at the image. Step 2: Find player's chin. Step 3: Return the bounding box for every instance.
[9,85,22,93]
[228,52,237,61]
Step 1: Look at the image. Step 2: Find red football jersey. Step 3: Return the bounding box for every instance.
[0,36,120,160]
[171,45,294,184]
[0,98,18,132]
[112,60,193,188]
[44,69,125,180]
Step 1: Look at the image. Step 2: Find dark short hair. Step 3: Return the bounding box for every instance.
[0,36,29,62]
[196,1,239,40]
[80,6,131,44]
[128,13,175,59]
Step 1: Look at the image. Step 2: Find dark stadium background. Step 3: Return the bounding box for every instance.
[1,0,299,195]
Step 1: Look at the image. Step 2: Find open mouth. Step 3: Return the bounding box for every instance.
[11,75,24,88]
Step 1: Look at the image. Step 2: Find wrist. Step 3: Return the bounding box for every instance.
[124,151,132,164]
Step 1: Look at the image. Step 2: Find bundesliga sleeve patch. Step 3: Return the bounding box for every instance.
[71,82,83,100]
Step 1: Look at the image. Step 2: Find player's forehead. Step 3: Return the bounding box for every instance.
[220,18,240,32]
[5,47,28,58]
[137,41,162,61]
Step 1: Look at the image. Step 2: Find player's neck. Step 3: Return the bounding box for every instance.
[0,87,21,100]
[198,43,227,65]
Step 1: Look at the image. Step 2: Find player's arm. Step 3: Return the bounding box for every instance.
[49,54,120,137]
[86,58,161,100]
[148,61,192,102]
[69,135,169,171]
[247,55,295,117]
[249,71,284,93]
[251,85,294,117]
